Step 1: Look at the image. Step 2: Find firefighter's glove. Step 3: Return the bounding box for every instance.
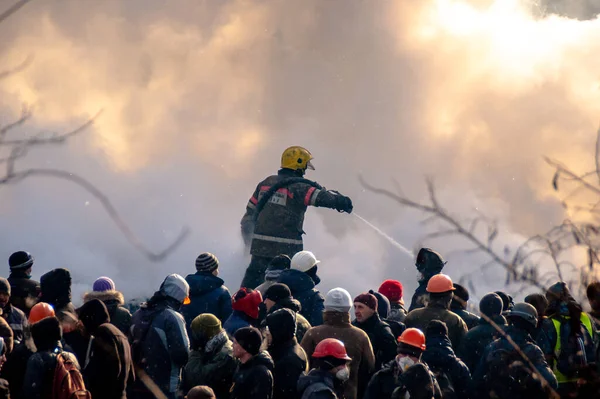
[335,195,353,213]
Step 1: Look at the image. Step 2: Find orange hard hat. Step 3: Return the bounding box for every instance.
[426,273,455,293]
[398,328,426,350]
[312,338,352,360]
[28,302,55,324]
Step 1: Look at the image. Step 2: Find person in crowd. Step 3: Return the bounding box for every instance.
[364,328,441,399]
[7,251,39,316]
[367,290,390,320]
[183,253,233,328]
[39,268,78,339]
[538,282,596,395]
[473,302,558,396]
[130,274,190,399]
[0,278,27,345]
[450,283,480,330]
[297,338,351,399]
[585,281,600,331]
[409,248,446,312]
[23,316,81,399]
[0,319,13,357]
[224,288,262,338]
[82,276,132,335]
[301,288,375,399]
[422,320,471,398]
[378,280,407,323]
[181,313,237,399]
[187,386,217,399]
[278,251,325,327]
[256,255,291,296]
[351,292,397,370]
[78,298,134,399]
[240,146,352,288]
[265,308,308,399]
[524,293,554,346]
[263,283,311,342]
[404,274,468,349]
[2,302,55,399]
[458,292,507,372]
[494,291,514,312]
[231,327,274,399]
[0,338,9,399]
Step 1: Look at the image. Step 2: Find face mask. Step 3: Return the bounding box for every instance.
[335,367,350,382]
[397,356,415,371]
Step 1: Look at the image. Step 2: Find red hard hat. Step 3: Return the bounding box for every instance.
[28,302,55,324]
[426,274,455,293]
[398,328,426,350]
[312,338,352,360]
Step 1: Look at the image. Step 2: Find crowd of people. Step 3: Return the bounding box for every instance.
[0,247,598,399]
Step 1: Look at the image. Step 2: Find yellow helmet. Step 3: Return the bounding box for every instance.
[281,146,315,171]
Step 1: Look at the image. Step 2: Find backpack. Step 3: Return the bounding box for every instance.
[553,315,596,379]
[130,307,158,365]
[52,353,91,399]
[484,347,526,397]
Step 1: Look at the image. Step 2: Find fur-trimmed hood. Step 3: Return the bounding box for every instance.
[83,290,125,306]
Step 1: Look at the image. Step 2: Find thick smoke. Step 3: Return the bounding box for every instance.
[1,0,599,305]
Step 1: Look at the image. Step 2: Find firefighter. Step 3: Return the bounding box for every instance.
[240,146,353,289]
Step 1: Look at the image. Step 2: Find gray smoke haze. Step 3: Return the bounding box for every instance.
[1,0,600,305]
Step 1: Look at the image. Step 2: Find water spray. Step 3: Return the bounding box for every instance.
[352,213,414,259]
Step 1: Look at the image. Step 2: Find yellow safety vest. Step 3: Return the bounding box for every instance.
[551,312,594,383]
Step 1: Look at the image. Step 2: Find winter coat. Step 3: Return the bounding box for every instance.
[472,325,558,396]
[231,351,274,399]
[404,303,468,350]
[457,314,507,372]
[409,283,428,312]
[23,344,80,399]
[421,333,472,399]
[364,359,442,399]
[130,297,190,397]
[82,290,132,335]
[268,297,312,343]
[387,302,407,323]
[7,270,39,316]
[83,323,134,399]
[278,269,325,326]
[301,311,375,399]
[241,168,343,258]
[352,313,397,370]
[183,272,233,327]
[269,338,308,399]
[39,268,75,324]
[450,305,480,330]
[181,330,237,399]
[1,303,27,345]
[297,369,338,399]
[1,341,34,399]
[224,310,256,338]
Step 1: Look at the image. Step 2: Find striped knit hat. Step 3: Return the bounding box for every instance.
[196,252,219,273]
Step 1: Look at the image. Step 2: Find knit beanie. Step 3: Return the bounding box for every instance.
[31,316,62,351]
[234,326,262,356]
[353,293,378,311]
[268,255,291,271]
[325,288,352,313]
[379,280,403,302]
[453,283,469,302]
[479,293,503,317]
[232,288,262,319]
[266,308,296,343]
[92,277,115,292]
[425,320,448,338]
[191,313,222,340]
[78,299,110,333]
[196,252,219,273]
[264,283,292,303]
[0,278,10,295]
[8,251,34,271]
[186,386,216,399]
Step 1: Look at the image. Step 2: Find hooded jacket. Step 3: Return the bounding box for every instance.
[39,268,76,323]
[301,311,375,399]
[231,351,274,399]
[181,330,237,399]
[278,269,324,326]
[457,314,507,373]
[7,269,39,316]
[1,303,27,345]
[297,369,338,399]
[352,313,397,370]
[267,297,312,343]
[404,301,468,350]
[183,272,233,326]
[130,295,190,397]
[364,360,442,399]
[224,311,257,338]
[82,290,132,335]
[421,333,472,399]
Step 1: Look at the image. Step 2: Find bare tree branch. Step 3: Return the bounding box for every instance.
[0,0,32,24]
[0,55,33,80]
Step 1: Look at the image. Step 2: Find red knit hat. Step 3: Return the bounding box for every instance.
[353,293,378,311]
[379,280,403,302]
[232,288,262,319]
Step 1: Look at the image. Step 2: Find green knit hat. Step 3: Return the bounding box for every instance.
[191,313,222,340]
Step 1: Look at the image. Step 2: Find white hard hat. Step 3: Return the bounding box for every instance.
[325,288,353,312]
[291,251,320,272]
